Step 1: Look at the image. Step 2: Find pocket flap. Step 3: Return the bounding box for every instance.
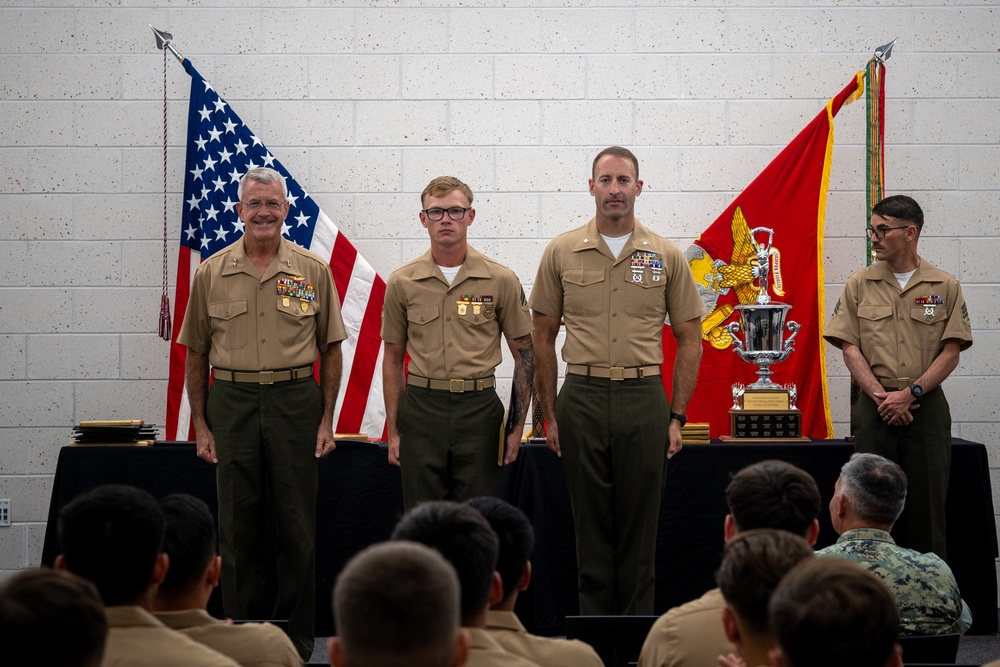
[857,304,892,321]
[208,299,247,321]
[563,267,605,287]
[407,304,440,325]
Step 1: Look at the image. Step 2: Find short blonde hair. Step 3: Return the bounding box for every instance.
[421,176,473,208]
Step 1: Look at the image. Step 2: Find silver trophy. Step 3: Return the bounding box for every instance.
[725,227,800,390]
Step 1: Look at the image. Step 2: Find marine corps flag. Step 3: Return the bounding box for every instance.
[661,73,864,439]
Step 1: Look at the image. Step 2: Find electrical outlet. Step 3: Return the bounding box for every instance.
[0,499,9,527]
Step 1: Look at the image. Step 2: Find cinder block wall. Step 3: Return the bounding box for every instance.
[1,2,998,590]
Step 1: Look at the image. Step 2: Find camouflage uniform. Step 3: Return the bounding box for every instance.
[817,528,972,635]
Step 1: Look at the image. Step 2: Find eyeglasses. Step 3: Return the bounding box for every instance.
[243,200,286,211]
[422,207,471,222]
[866,225,910,240]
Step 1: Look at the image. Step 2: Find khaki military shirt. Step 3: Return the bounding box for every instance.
[824,258,972,381]
[637,588,733,667]
[381,245,533,379]
[467,627,543,667]
[103,606,240,667]
[154,609,301,667]
[486,610,603,667]
[179,237,347,371]
[530,218,706,367]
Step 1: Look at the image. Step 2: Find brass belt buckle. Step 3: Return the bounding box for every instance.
[259,371,275,385]
[610,366,626,381]
[896,377,910,390]
[450,379,466,393]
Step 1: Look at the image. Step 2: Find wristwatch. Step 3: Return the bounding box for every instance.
[909,383,924,401]
[669,412,687,427]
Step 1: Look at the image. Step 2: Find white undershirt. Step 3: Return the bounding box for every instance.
[894,268,916,290]
[438,264,461,285]
[601,232,632,259]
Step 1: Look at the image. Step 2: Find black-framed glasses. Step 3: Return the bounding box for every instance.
[422,207,471,222]
[866,225,910,240]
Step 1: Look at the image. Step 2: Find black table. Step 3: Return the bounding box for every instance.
[41,439,997,636]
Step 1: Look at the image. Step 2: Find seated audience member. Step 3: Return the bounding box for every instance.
[392,501,541,667]
[818,453,972,635]
[768,557,902,667]
[56,484,239,667]
[466,497,602,667]
[151,494,301,666]
[638,460,821,667]
[0,567,107,667]
[329,541,469,667]
[715,530,814,667]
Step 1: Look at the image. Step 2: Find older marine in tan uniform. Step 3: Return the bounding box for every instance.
[824,195,971,560]
[382,176,534,510]
[179,167,347,659]
[532,147,705,615]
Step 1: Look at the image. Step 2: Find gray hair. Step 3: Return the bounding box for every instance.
[237,167,288,201]
[839,453,907,526]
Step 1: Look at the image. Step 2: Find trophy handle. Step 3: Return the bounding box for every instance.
[726,322,744,356]
[784,320,801,351]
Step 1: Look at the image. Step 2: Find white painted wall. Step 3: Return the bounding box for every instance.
[1,2,998,588]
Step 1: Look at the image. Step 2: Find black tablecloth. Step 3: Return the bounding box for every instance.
[41,439,997,636]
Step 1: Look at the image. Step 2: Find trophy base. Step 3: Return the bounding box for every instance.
[721,408,810,442]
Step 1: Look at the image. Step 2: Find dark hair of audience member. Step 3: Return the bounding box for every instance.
[158,493,217,591]
[391,500,499,624]
[715,529,814,636]
[333,541,461,667]
[725,460,821,536]
[466,496,534,601]
[769,557,900,667]
[58,484,166,606]
[0,567,108,667]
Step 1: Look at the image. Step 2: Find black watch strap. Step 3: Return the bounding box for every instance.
[670,412,687,427]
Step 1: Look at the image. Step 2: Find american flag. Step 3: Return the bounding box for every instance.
[165,59,387,440]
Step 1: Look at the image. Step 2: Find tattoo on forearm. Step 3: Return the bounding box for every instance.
[510,335,534,426]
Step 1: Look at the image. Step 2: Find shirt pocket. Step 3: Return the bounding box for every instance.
[456,306,498,352]
[857,304,893,350]
[909,306,948,351]
[407,304,442,355]
[624,275,666,319]
[562,267,605,317]
[277,296,318,346]
[208,299,248,351]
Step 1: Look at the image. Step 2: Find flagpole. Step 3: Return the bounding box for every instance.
[150,25,185,64]
[849,38,895,437]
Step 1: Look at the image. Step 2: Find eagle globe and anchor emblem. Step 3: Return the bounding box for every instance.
[685,207,806,441]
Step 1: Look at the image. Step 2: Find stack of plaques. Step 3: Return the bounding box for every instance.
[71,420,159,446]
[681,422,711,445]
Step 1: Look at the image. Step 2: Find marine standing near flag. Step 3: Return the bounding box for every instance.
[178,167,347,659]
[382,176,535,510]
[531,147,705,614]
[824,195,972,560]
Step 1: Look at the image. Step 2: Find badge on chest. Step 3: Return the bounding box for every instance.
[456,295,495,320]
[278,275,316,312]
[915,295,943,318]
[628,251,663,286]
